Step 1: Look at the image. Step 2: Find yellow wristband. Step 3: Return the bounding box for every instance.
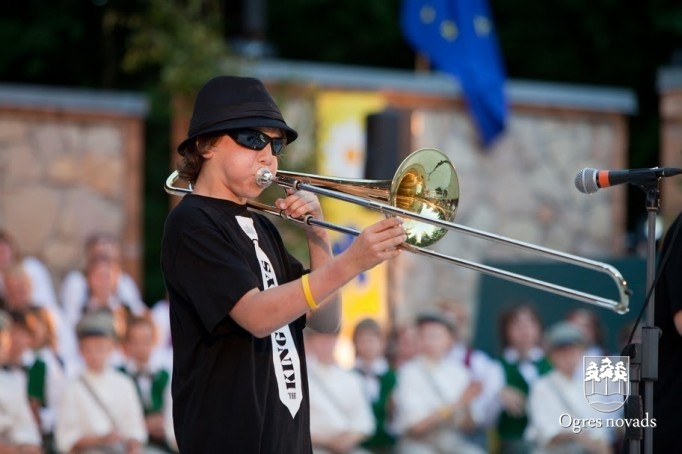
[301,274,318,310]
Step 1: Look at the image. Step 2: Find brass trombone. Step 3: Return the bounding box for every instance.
[165,148,630,314]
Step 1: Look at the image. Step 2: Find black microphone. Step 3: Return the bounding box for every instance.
[574,167,682,194]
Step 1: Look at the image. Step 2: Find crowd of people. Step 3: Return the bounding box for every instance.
[0,226,629,454]
[307,304,622,454]
[0,230,175,454]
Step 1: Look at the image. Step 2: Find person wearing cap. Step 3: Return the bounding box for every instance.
[392,312,485,454]
[0,309,43,453]
[524,321,610,454]
[160,75,407,453]
[54,311,147,454]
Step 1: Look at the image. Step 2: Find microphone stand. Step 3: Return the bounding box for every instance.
[624,178,661,454]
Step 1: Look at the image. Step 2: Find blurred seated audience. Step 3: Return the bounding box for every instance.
[60,233,146,328]
[69,254,144,370]
[565,308,607,379]
[305,329,375,454]
[438,300,504,451]
[390,323,417,368]
[525,321,611,454]
[492,303,552,454]
[392,312,485,454]
[2,262,78,369]
[7,311,34,379]
[119,315,173,453]
[0,309,43,453]
[352,318,398,453]
[0,229,59,312]
[24,306,70,453]
[54,311,147,454]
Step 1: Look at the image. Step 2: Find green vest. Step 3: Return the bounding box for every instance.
[27,357,47,406]
[358,368,398,450]
[118,365,170,414]
[496,356,552,441]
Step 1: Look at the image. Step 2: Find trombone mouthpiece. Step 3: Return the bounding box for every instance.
[255,167,273,188]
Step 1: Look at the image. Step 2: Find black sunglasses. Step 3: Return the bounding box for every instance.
[225,129,286,156]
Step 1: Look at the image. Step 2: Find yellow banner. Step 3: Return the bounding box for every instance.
[315,91,388,366]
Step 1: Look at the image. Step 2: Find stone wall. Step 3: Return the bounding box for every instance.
[0,84,148,291]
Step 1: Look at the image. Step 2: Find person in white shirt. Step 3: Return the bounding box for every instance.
[492,303,552,454]
[24,306,71,448]
[566,309,608,380]
[439,300,505,451]
[54,311,147,454]
[393,312,485,454]
[0,309,43,453]
[0,229,59,312]
[119,315,172,453]
[60,232,146,327]
[352,318,398,453]
[525,321,611,454]
[2,262,79,372]
[305,328,375,454]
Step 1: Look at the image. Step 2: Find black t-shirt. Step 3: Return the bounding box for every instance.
[161,194,312,453]
[653,212,682,451]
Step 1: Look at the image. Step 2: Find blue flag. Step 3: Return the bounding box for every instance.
[401,0,508,147]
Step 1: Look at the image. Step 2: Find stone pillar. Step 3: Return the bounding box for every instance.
[0,84,148,291]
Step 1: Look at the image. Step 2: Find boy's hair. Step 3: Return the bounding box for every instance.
[177,134,223,184]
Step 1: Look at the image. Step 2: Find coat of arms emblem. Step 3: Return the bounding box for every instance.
[583,355,629,412]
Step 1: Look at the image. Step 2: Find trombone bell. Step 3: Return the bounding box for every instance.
[272,148,459,247]
[391,148,459,247]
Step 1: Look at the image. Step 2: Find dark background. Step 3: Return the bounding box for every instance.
[1,0,681,306]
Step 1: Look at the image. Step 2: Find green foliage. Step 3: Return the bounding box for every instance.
[121,0,231,95]
[0,1,110,86]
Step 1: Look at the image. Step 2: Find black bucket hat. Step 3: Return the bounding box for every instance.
[178,76,298,154]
